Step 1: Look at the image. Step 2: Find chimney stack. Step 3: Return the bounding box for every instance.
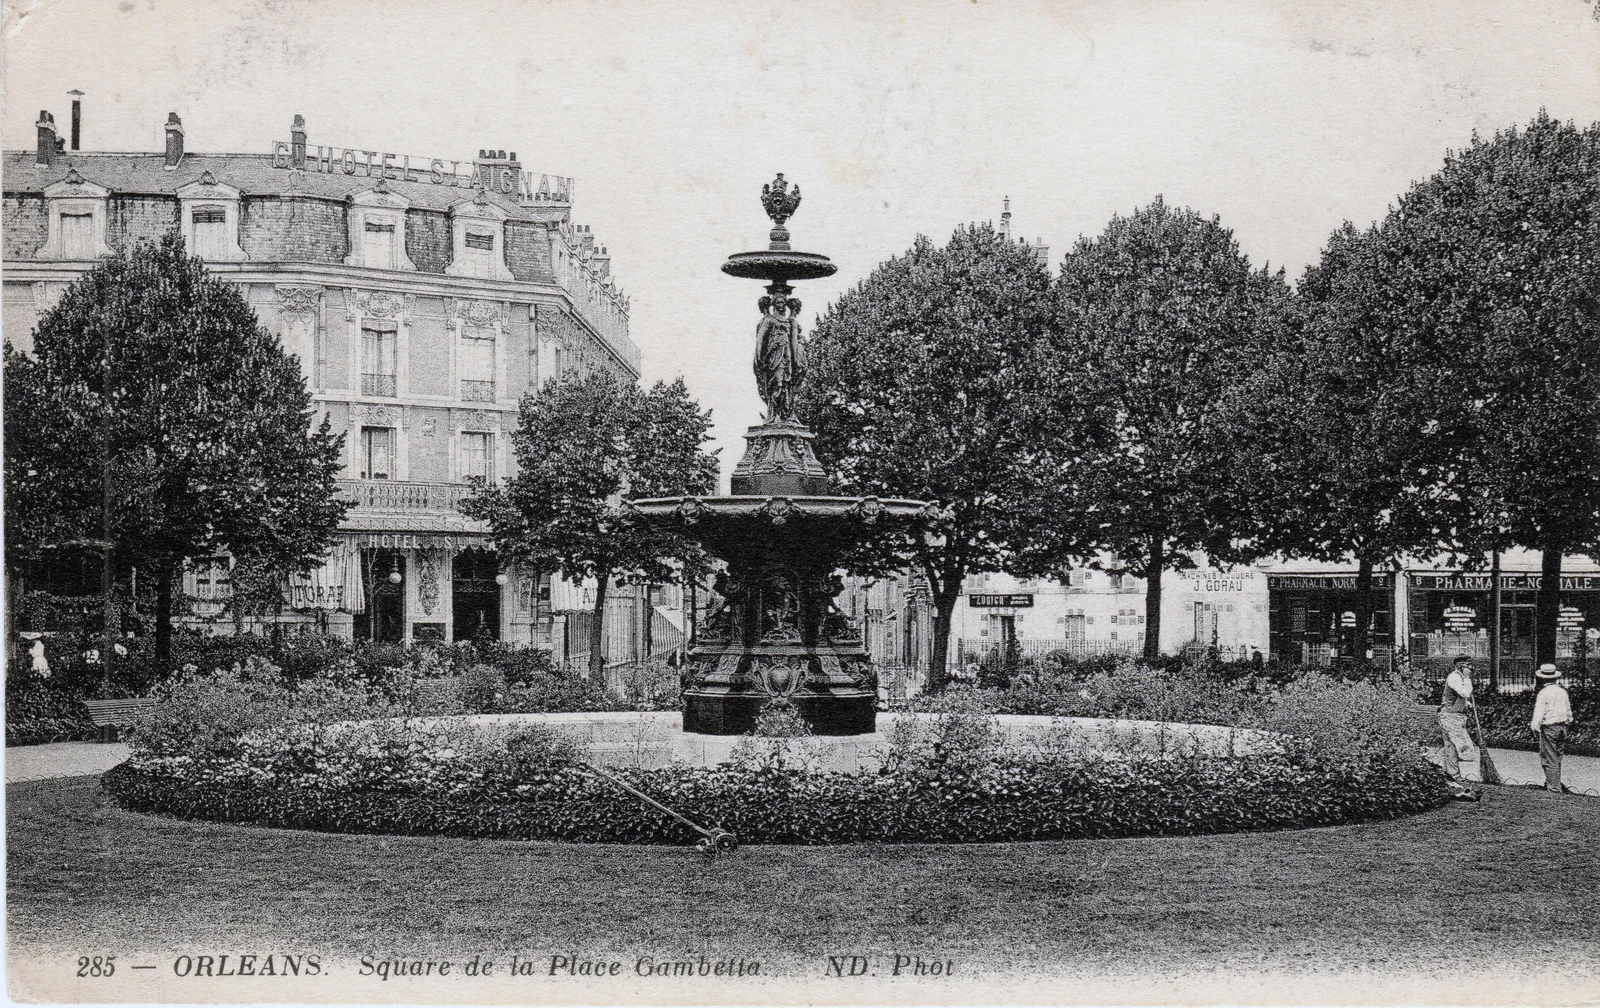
[290,114,306,169]
[35,110,57,166]
[164,112,184,169]
[68,90,83,151]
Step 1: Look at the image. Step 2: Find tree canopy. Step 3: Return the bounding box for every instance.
[461,370,718,678]
[799,222,1077,689]
[3,232,346,670]
[1051,197,1293,659]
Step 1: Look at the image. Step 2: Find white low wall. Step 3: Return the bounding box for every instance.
[375,711,1280,772]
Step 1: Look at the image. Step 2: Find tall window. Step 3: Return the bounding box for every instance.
[60,213,95,259]
[363,221,398,270]
[460,432,493,481]
[361,327,397,396]
[360,427,393,480]
[191,205,229,260]
[1063,610,1087,641]
[460,333,495,402]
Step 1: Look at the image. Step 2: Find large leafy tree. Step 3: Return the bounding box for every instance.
[1235,222,1476,668]
[1368,113,1600,663]
[800,223,1080,691]
[462,371,718,679]
[3,232,346,672]
[1052,198,1292,660]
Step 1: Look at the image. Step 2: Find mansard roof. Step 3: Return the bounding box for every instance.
[1,153,559,223]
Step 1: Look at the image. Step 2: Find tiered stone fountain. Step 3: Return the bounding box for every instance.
[628,176,936,735]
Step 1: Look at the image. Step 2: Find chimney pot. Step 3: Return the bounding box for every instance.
[164,112,184,169]
[36,110,57,166]
[290,113,307,169]
[68,90,83,151]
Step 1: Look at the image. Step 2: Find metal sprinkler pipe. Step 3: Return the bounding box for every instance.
[578,761,738,860]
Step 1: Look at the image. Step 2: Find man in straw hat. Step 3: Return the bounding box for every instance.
[1438,655,1481,783]
[1529,663,1572,793]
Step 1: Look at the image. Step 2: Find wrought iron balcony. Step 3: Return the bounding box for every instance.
[361,373,397,397]
[336,479,468,512]
[460,379,496,402]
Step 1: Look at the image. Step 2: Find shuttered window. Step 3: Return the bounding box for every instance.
[363,221,397,270]
[191,205,229,260]
[60,213,95,259]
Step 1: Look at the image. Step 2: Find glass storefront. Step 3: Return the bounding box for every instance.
[1267,573,1394,666]
[1407,573,1600,678]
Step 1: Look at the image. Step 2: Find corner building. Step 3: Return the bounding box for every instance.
[4,109,641,648]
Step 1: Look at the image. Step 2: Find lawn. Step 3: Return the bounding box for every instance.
[8,776,1600,998]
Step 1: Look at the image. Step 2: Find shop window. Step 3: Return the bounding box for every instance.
[461,432,493,482]
[460,333,495,402]
[361,327,397,396]
[360,427,393,480]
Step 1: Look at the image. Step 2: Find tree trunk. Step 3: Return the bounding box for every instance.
[587,573,609,681]
[924,561,963,694]
[101,540,117,697]
[1488,551,1502,692]
[154,561,176,676]
[1143,537,1164,662]
[1536,543,1562,666]
[1353,557,1374,673]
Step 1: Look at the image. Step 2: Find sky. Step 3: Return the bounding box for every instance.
[5,0,1598,484]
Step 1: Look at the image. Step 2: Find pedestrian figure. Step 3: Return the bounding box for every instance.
[1439,655,1481,783]
[28,637,50,678]
[1530,663,1571,793]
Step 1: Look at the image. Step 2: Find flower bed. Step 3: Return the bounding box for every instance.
[102,713,1453,844]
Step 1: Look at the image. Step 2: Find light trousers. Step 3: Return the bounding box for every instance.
[1439,711,1481,782]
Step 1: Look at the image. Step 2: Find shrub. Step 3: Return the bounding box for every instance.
[454,663,509,714]
[5,677,96,746]
[751,698,812,738]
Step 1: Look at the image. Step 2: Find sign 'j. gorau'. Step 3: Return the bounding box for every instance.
[271,142,573,203]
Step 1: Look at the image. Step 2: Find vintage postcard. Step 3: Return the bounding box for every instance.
[4,0,1599,1004]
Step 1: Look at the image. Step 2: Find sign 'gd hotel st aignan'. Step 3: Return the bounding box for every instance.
[271,142,573,203]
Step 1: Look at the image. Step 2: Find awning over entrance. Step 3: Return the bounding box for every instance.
[285,539,365,612]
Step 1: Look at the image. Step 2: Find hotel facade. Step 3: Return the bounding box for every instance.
[4,107,647,654]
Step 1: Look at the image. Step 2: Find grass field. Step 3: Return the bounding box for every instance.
[8,776,1599,981]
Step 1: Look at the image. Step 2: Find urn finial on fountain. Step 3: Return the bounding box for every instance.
[760,173,802,250]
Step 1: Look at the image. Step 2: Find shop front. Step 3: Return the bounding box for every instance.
[1266,572,1394,667]
[1406,572,1600,680]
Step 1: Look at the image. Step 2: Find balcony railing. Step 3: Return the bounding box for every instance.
[337,480,468,512]
[361,373,397,396]
[460,380,496,402]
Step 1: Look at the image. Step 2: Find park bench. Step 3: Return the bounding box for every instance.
[80,698,158,742]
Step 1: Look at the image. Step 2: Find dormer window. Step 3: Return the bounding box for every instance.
[177,176,246,262]
[345,186,416,271]
[37,173,112,260]
[445,193,511,281]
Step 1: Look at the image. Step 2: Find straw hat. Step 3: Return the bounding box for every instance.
[1535,663,1561,680]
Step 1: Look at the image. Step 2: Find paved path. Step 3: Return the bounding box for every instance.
[7,740,1598,796]
[5,742,128,783]
[1425,746,1600,796]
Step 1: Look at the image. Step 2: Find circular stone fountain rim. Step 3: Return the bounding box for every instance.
[628,495,934,518]
[721,250,839,281]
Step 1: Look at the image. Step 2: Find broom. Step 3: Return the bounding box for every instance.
[1469,700,1502,785]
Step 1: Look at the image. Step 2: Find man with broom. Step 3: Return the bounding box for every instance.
[1439,655,1487,786]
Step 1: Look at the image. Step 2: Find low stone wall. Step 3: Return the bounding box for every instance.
[358,711,1280,772]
